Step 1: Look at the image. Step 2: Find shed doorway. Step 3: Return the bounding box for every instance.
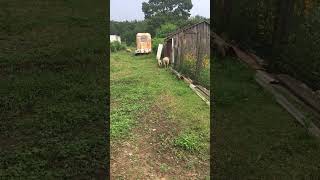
[164,38,175,65]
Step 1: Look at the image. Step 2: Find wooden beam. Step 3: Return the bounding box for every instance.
[181,75,193,84]
[169,67,183,79]
[196,85,210,97]
[230,45,264,70]
[255,73,320,138]
[169,67,210,106]
[256,70,279,84]
[273,84,320,120]
[247,52,268,67]
[277,74,320,114]
[189,84,210,106]
[274,89,320,138]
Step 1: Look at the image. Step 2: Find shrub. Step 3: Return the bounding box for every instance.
[151,23,177,54]
[155,23,177,38]
[178,53,210,88]
[110,41,126,52]
[152,37,164,53]
[198,55,210,88]
[178,53,197,79]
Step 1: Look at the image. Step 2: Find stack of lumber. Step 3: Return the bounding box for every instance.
[230,45,264,70]
[212,31,320,138]
[212,31,266,70]
[247,52,268,67]
[255,71,320,138]
[169,67,210,106]
[276,74,320,114]
[189,84,210,106]
[170,68,183,80]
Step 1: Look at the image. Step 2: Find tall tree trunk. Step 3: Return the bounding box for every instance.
[222,0,233,36]
[272,0,294,56]
[213,0,233,35]
[304,0,313,16]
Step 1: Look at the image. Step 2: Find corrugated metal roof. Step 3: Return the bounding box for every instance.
[165,20,210,40]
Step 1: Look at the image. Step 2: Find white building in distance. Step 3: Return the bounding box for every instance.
[110,35,121,43]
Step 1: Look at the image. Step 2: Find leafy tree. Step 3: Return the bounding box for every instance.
[155,23,177,38]
[142,0,193,20]
[178,15,209,28]
[110,20,148,45]
[142,0,193,35]
[152,37,164,53]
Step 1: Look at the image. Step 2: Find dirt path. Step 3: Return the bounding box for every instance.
[111,94,208,179]
[110,52,210,179]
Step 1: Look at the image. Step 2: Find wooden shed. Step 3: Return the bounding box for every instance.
[162,21,210,71]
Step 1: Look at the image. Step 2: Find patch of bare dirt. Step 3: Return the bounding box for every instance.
[111,94,209,179]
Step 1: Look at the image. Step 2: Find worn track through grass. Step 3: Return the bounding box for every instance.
[110,51,210,179]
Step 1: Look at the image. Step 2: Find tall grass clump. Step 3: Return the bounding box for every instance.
[110,41,126,52]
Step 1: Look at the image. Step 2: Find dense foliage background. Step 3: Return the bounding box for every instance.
[213,0,320,90]
[110,15,209,47]
[110,0,209,47]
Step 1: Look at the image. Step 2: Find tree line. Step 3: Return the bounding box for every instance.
[110,0,209,47]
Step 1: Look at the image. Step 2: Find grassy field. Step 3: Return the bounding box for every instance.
[213,57,320,178]
[0,0,108,178]
[110,51,210,178]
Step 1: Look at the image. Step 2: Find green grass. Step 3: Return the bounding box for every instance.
[174,131,203,152]
[0,0,107,178]
[110,51,210,155]
[213,57,320,178]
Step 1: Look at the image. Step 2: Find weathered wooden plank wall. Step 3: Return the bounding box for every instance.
[163,21,210,77]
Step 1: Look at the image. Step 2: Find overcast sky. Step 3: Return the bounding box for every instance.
[110,0,210,21]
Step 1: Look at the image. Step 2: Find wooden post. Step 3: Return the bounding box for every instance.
[172,38,174,66]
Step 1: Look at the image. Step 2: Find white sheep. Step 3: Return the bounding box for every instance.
[163,57,170,68]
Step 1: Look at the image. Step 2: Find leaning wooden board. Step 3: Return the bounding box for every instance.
[277,74,320,114]
[197,85,210,97]
[189,84,210,106]
[169,67,210,106]
[230,45,264,70]
[255,72,320,138]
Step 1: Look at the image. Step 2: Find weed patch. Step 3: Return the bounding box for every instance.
[174,131,203,152]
